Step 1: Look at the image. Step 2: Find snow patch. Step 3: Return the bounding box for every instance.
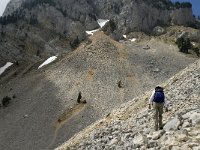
[38,56,57,69]
[86,29,100,35]
[97,19,109,28]
[0,62,13,75]
[130,38,136,42]
[86,19,109,35]
[122,35,136,42]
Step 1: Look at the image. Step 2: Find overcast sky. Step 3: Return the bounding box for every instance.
[0,0,200,17]
[0,0,10,16]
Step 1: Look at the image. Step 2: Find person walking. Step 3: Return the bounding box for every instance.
[149,86,168,131]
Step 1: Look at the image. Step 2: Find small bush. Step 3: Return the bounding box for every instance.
[12,94,16,99]
[1,96,11,107]
[176,37,200,57]
[70,36,80,49]
[192,47,200,57]
[109,19,117,32]
[77,92,82,103]
[176,37,191,53]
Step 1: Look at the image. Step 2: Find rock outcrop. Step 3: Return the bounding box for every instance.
[0,0,197,63]
[2,0,25,17]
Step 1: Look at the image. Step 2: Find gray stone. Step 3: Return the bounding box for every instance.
[193,146,200,150]
[171,146,181,150]
[132,134,144,147]
[153,26,166,36]
[147,140,158,148]
[164,116,180,131]
[176,133,189,142]
[180,144,192,150]
[108,137,119,146]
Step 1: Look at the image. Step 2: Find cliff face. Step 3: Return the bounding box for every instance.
[2,0,26,17]
[0,0,196,63]
[3,0,195,33]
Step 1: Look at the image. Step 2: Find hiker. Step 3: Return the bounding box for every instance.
[149,86,168,131]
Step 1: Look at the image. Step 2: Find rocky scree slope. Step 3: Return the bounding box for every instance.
[56,59,200,150]
[0,32,197,150]
[0,0,196,63]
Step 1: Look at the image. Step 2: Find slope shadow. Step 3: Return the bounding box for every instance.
[0,69,92,150]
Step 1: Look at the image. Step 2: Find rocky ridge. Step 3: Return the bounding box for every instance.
[0,0,197,63]
[56,59,200,150]
[2,0,26,17]
[0,32,197,150]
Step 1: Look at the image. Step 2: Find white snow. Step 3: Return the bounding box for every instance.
[130,38,136,42]
[97,19,109,28]
[86,29,100,35]
[86,19,109,35]
[0,62,13,75]
[38,56,57,69]
[123,35,127,39]
[122,35,136,42]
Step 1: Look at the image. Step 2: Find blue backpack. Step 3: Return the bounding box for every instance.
[153,91,165,103]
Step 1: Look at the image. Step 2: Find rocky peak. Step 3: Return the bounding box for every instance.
[3,0,25,17]
[2,0,196,33]
[0,0,197,63]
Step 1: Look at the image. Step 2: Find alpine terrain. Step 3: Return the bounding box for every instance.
[0,0,199,150]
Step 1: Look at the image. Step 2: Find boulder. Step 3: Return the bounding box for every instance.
[153,26,166,36]
[164,116,180,131]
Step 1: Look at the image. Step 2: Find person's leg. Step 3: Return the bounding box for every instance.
[153,103,159,131]
[158,103,164,129]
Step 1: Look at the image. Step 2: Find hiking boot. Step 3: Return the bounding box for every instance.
[159,127,163,130]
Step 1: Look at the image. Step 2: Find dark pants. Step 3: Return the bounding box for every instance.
[153,102,164,130]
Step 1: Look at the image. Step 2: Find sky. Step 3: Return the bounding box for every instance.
[0,0,10,16]
[0,0,200,17]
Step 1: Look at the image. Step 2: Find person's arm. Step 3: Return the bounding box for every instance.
[149,90,154,109]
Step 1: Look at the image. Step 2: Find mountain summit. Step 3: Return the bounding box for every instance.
[0,0,197,63]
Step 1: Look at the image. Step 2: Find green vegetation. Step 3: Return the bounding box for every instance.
[176,37,200,57]
[151,0,192,10]
[176,37,191,53]
[1,96,11,107]
[0,10,25,25]
[174,2,192,9]
[0,0,55,25]
[22,0,55,9]
[109,19,117,32]
[192,47,200,57]
[70,36,80,49]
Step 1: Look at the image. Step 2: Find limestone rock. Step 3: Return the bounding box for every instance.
[3,0,25,17]
[164,116,180,131]
[153,26,166,36]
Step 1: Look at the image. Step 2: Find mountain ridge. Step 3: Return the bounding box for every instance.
[0,0,197,64]
[0,31,198,150]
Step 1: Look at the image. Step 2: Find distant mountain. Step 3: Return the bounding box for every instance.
[0,0,197,63]
[2,0,26,17]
